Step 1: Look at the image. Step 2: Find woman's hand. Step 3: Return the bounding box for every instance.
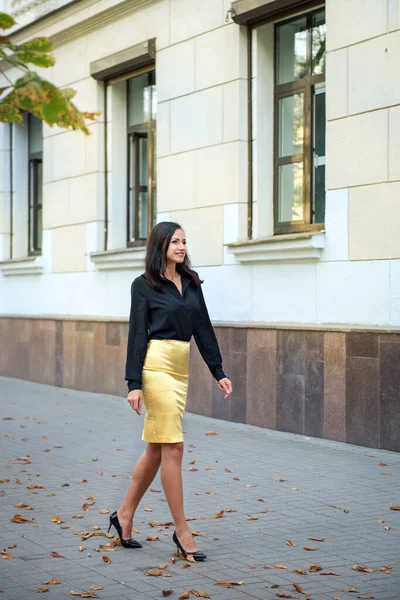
[218,377,232,399]
[127,390,143,415]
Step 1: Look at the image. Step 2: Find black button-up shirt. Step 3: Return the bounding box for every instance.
[125,273,226,391]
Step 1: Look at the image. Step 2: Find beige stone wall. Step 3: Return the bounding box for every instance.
[326,0,400,261]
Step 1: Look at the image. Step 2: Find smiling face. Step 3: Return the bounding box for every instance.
[166,228,187,265]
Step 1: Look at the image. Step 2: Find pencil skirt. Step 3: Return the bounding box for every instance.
[142,339,190,443]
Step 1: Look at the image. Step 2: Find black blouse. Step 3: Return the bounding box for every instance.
[125,273,226,391]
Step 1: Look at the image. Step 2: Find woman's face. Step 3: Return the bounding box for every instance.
[166,228,186,265]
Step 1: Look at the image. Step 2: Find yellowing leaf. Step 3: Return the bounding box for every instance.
[211,510,224,519]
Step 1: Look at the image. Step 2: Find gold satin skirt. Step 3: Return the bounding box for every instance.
[142,339,190,443]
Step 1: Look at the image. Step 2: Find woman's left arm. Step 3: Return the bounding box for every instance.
[193,284,232,398]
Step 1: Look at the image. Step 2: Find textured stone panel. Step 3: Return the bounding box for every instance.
[247,329,277,430]
[276,373,305,435]
[347,332,379,358]
[346,357,380,448]
[380,342,400,452]
[324,332,346,442]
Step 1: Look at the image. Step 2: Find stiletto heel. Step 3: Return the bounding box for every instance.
[173,531,206,561]
[108,511,142,549]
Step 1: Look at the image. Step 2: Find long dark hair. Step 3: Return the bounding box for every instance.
[145,222,202,292]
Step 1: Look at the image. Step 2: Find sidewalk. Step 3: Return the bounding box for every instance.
[0,376,399,600]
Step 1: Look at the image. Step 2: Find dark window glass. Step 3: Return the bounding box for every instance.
[127,70,156,244]
[28,114,43,255]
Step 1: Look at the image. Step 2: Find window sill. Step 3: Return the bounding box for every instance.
[226,231,325,263]
[90,247,146,271]
[0,255,44,277]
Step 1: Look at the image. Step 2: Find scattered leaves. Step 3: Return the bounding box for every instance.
[214,581,244,588]
[352,565,376,573]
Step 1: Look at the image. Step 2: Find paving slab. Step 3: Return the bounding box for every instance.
[0,376,399,600]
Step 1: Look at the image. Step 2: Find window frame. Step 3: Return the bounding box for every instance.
[125,67,156,247]
[273,8,326,235]
[27,114,43,256]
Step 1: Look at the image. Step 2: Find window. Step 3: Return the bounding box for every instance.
[274,8,326,234]
[126,70,156,245]
[28,114,43,255]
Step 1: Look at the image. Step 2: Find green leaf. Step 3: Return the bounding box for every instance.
[20,37,53,53]
[0,98,23,124]
[0,12,16,30]
[14,49,55,68]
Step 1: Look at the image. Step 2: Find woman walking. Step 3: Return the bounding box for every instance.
[109,222,232,561]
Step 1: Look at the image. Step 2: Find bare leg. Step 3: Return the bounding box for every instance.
[118,442,161,539]
[160,442,198,553]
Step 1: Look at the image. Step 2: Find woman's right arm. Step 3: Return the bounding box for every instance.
[125,278,149,393]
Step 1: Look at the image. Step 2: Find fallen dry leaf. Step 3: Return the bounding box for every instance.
[383,525,390,530]
[247,516,258,521]
[70,591,98,598]
[308,565,322,572]
[279,478,288,482]
[179,593,191,599]
[303,546,318,551]
[320,571,340,576]
[205,431,218,435]
[378,462,391,466]
[275,594,298,599]
[162,591,173,597]
[51,515,63,524]
[213,581,244,588]
[189,468,198,472]
[147,536,160,541]
[380,565,392,572]
[8,545,16,549]
[245,484,256,488]
[0,479,9,484]
[189,592,210,598]
[42,579,61,585]
[78,545,85,552]
[150,488,161,492]
[356,597,375,599]
[14,502,30,508]
[344,588,359,593]
[144,507,153,512]
[99,509,109,515]
[72,514,84,519]
[352,565,376,573]
[390,506,400,511]
[292,569,306,575]
[181,563,191,569]
[144,569,171,577]
[35,588,49,593]
[286,540,296,547]
[1,553,15,560]
[274,563,287,569]
[293,583,307,594]
[308,537,325,542]
[50,551,64,558]
[11,514,34,523]
[102,556,111,564]
[89,588,103,592]
[211,510,224,519]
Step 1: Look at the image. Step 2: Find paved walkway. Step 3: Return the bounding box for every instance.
[0,377,399,600]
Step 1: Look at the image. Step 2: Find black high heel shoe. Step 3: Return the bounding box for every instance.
[173,531,206,561]
[108,511,142,549]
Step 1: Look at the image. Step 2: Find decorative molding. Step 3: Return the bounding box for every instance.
[0,255,44,276]
[9,0,160,47]
[90,247,146,271]
[226,232,325,263]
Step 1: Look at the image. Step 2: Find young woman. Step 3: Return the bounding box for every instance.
[109,222,232,561]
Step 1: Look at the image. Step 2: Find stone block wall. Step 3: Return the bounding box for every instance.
[1,317,399,452]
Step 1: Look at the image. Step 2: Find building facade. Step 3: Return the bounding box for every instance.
[0,0,399,451]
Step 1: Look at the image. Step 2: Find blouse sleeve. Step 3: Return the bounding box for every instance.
[125,278,149,392]
[193,284,226,382]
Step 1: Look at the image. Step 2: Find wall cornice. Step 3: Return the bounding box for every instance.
[9,0,160,47]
